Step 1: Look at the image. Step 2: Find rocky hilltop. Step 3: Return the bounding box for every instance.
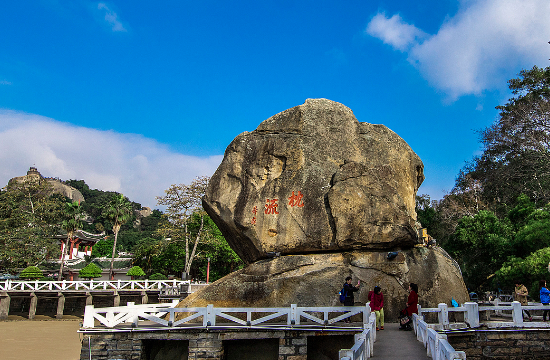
[8,167,85,203]
[179,99,468,318]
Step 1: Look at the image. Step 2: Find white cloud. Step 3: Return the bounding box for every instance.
[0,80,11,85]
[366,0,550,100]
[0,110,223,209]
[366,13,427,52]
[97,3,127,32]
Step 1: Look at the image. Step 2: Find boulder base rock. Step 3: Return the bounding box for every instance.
[204,99,425,263]
[177,248,468,320]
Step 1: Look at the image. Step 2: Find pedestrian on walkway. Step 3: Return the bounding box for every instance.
[514,280,532,321]
[343,276,360,323]
[399,283,418,330]
[368,285,384,330]
[540,280,550,321]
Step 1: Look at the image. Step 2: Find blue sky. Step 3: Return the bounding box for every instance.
[1,0,549,209]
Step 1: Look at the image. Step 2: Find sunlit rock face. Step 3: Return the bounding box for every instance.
[203,99,425,263]
[178,99,468,316]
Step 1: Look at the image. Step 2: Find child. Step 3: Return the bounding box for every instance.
[368,286,384,330]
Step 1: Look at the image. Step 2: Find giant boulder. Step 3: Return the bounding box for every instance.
[203,99,425,263]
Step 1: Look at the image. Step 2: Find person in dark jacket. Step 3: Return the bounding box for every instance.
[540,280,550,321]
[343,276,360,323]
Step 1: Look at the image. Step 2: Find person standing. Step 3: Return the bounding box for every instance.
[368,286,384,330]
[514,280,532,321]
[540,280,550,321]
[343,276,360,323]
[399,283,418,330]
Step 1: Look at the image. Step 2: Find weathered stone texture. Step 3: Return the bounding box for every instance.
[177,247,468,320]
[203,99,424,263]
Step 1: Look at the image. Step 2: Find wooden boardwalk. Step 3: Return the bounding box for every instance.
[372,323,428,359]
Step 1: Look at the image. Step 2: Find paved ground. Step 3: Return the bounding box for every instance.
[0,319,82,360]
[372,323,428,359]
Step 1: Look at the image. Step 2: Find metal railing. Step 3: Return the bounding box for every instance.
[0,279,193,292]
[82,302,373,330]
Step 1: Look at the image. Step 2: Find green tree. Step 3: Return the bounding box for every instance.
[156,176,209,279]
[471,66,550,208]
[59,201,85,280]
[446,210,514,291]
[79,263,102,279]
[0,178,64,271]
[19,265,43,280]
[91,239,116,257]
[102,194,133,280]
[126,266,146,279]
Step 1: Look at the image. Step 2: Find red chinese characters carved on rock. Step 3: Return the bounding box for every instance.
[288,191,304,207]
[251,206,258,225]
[264,199,279,215]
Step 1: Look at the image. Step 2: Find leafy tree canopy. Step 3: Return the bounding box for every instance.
[79,262,102,279]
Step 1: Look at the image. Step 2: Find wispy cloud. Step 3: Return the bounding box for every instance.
[0,110,223,208]
[366,13,427,52]
[366,0,550,100]
[0,80,12,85]
[97,3,127,32]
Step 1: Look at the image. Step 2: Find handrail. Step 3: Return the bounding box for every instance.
[339,312,377,360]
[418,301,550,329]
[413,313,466,360]
[0,279,199,292]
[82,302,374,330]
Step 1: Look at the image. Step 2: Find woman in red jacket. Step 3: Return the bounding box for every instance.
[399,283,418,330]
[368,286,384,330]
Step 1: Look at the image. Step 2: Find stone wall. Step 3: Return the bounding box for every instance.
[80,328,357,360]
[447,328,550,359]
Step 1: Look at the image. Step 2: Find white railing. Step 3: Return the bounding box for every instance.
[339,312,377,360]
[82,303,373,330]
[413,313,466,360]
[0,279,193,292]
[418,301,550,330]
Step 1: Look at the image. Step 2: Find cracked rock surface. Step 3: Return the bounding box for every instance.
[203,98,425,263]
[182,99,468,315]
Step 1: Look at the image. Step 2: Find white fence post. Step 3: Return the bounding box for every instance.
[289,304,298,325]
[464,301,480,328]
[83,305,95,328]
[512,301,523,326]
[494,297,502,316]
[438,303,449,329]
[363,304,371,328]
[205,304,215,326]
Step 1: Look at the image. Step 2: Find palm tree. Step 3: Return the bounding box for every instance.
[103,194,133,280]
[58,201,85,281]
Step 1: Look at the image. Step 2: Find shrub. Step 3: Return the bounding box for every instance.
[126,266,146,279]
[149,273,167,280]
[19,266,43,280]
[79,263,103,279]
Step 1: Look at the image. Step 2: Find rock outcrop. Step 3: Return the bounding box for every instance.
[8,167,85,203]
[180,99,468,318]
[204,99,425,264]
[178,248,469,320]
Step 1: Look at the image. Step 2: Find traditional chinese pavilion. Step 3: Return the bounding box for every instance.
[55,230,106,260]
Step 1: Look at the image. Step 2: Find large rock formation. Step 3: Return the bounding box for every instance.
[204,99,425,264]
[180,99,468,317]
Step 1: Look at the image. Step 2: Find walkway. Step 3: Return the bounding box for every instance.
[372,323,427,359]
